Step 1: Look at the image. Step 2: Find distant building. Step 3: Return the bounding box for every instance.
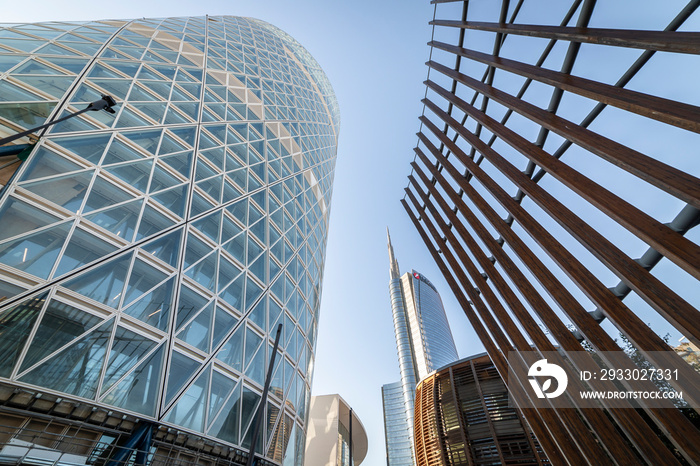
[383,231,459,465]
[674,338,700,368]
[414,354,547,466]
[304,394,367,466]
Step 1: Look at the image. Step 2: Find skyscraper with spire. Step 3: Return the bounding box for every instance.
[382,230,458,465]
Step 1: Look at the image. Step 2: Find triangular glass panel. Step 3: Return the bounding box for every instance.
[14,58,67,75]
[164,364,210,433]
[83,198,143,242]
[164,351,201,405]
[185,249,217,291]
[152,183,188,218]
[243,327,262,371]
[209,381,241,444]
[149,163,181,193]
[201,147,225,171]
[269,256,281,282]
[34,42,76,55]
[100,326,158,395]
[104,158,153,192]
[13,75,75,99]
[123,259,168,307]
[101,138,145,166]
[222,230,246,265]
[208,371,236,429]
[42,56,89,74]
[176,284,208,331]
[183,232,212,270]
[83,174,133,213]
[239,386,261,448]
[159,131,189,155]
[141,228,182,268]
[22,170,94,213]
[169,127,197,148]
[189,190,215,217]
[226,198,247,226]
[101,343,165,417]
[216,324,244,371]
[192,210,221,242]
[63,252,132,307]
[123,276,175,331]
[220,273,245,312]
[0,54,27,73]
[19,318,114,399]
[177,301,213,352]
[51,133,111,164]
[249,296,266,331]
[0,292,47,377]
[196,174,223,202]
[0,197,61,242]
[0,101,55,129]
[122,128,162,155]
[89,78,133,101]
[218,254,241,293]
[212,306,238,349]
[115,106,149,129]
[160,150,193,178]
[131,102,167,124]
[246,235,263,266]
[0,221,72,279]
[136,203,175,241]
[53,226,117,278]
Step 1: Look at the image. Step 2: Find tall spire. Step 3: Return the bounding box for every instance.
[387,227,400,280]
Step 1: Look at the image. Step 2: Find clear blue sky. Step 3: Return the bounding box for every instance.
[6,2,699,465]
[2,2,484,464]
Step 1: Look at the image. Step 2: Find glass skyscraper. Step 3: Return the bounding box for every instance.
[0,15,337,466]
[382,231,458,466]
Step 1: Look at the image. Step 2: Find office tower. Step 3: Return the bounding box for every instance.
[382,231,458,465]
[304,394,368,466]
[0,15,338,466]
[402,0,700,464]
[414,354,546,466]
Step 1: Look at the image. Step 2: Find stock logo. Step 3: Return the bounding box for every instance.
[528,359,568,399]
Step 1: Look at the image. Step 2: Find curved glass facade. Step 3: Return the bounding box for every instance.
[0,15,337,465]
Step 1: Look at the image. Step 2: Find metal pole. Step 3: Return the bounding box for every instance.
[0,95,116,147]
[349,408,353,466]
[246,323,283,466]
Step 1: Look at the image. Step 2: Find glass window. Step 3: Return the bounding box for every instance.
[123,276,175,331]
[216,324,243,371]
[53,227,117,278]
[175,284,208,330]
[164,350,200,404]
[0,221,72,279]
[101,343,164,417]
[164,366,209,432]
[0,292,46,377]
[19,318,114,399]
[100,326,157,395]
[23,170,94,212]
[63,252,131,307]
[83,198,143,241]
[177,301,213,352]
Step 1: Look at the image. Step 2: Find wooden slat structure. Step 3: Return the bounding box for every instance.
[404,1,700,464]
[414,355,547,466]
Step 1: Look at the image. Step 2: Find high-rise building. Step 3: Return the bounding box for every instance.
[0,15,338,466]
[402,1,700,464]
[382,231,458,466]
[414,354,546,466]
[304,394,368,466]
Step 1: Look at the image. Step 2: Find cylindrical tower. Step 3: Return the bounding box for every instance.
[0,15,338,466]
